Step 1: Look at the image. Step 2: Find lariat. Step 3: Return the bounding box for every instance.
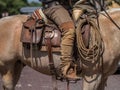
[76,18,104,82]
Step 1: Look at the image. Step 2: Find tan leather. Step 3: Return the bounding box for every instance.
[21,24,43,43]
[73,9,83,21]
[60,29,75,64]
[44,5,73,27]
[60,21,75,31]
[60,28,80,79]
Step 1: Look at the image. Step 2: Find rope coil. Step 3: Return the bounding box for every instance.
[76,18,104,63]
[76,18,105,82]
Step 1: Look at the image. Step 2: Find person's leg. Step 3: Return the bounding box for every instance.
[44,4,80,80]
[60,21,79,79]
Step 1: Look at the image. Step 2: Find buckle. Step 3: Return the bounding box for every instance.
[44,29,55,39]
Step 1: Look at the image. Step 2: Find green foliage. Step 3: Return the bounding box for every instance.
[28,1,42,6]
[0,0,42,17]
[0,0,28,16]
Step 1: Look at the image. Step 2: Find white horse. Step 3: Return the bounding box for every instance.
[80,8,120,90]
[0,8,120,90]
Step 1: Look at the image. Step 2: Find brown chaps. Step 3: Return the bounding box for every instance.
[44,5,79,79]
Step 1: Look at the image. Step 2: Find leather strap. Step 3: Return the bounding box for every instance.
[45,35,58,90]
[45,37,56,74]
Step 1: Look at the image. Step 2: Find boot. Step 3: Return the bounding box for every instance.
[60,28,80,80]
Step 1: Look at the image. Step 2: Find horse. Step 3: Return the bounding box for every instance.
[0,8,120,90]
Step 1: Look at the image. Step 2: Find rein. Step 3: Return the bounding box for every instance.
[95,0,120,30]
[102,8,120,30]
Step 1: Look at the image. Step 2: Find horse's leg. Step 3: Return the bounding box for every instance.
[97,77,108,90]
[1,64,15,90]
[13,60,25,86]
[1,61,24,90]
[83,74,103,90]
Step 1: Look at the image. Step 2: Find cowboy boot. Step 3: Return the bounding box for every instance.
[60,28,80,80]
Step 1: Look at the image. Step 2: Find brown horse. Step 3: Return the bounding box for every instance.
[0,8,120,90]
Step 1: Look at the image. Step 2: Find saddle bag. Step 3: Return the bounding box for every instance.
[21,18,61,47]
[20,17,44,44]
[20,8,61,53]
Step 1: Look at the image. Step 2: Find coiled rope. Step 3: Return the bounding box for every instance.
[76,18,104,64]
[76,18,105,83]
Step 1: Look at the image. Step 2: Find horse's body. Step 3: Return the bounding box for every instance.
[0,8,120,90]
[81,9,120,90]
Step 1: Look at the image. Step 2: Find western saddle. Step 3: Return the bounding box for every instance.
[20,8,90,78]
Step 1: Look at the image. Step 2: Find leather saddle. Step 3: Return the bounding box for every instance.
[20,16,61,52]
[20,11,91,82]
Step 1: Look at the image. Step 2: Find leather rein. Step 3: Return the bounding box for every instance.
[95,0,120,30]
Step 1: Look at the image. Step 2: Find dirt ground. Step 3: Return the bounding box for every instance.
[0,66,120,90]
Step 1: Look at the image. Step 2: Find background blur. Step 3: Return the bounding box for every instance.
[0,0,41,17]
[0,0,120,18]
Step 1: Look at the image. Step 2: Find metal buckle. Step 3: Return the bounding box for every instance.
[44,29,55,39]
